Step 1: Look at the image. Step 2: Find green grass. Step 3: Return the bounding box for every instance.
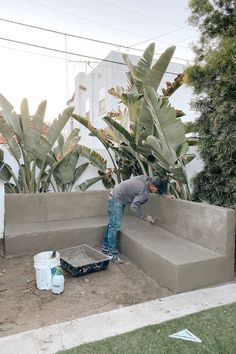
[58,303,236,354]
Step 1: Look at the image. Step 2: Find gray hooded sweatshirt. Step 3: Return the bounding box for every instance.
[112,175,151,219]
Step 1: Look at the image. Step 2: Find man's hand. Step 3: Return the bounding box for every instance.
[144,215,155,224]
[164,194,175,200]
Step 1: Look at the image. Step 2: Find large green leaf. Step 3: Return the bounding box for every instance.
[0,160,13,182]
[53,129,79,163]
[176,141,189,158]
[67,150,80,171]
[47,107,74,147]
[54,134,64,160]
[62,128,80,156]
[144,87,186,166]
[34,107,74,162]
[123,43,155,93]
[72,115,110,148]
[20,98,31,135]
[73,162,89,185]
[134,43,155,83]
[135,101,154,145]
[33,135,51,161]
[5,183,19,193]
[169,165,188,184]
[76,145,107,171]
[41,153,55,168]
[58,164,74,184]
[142,135,170,170]
[32,100,47,137]
[77,176,102,191]
[145,46,176,92]
[0,116,21,159]
[0,93,23,138]
[103,116,134,146]
[19,100,48,155]
[123,45,177,146]
[122,54,136,84]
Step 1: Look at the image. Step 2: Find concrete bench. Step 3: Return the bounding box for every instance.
[120,195,234,293]
[4,191,235,293]
[4,191,109,257]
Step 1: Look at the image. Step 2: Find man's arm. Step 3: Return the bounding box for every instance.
[130,196,145,219]
[130,196,155,224]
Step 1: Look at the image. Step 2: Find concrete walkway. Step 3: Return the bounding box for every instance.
[1,282,236,354]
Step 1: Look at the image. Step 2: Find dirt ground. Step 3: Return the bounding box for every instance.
[0,250,172,337]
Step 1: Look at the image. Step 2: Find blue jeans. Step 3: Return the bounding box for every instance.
[102,196,125,254]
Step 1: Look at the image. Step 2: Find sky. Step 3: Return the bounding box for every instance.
[0,0,199,122]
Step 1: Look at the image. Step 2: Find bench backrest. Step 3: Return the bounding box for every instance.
[143,195,235,256]
[5,191,235,257]
[5,190,109,224]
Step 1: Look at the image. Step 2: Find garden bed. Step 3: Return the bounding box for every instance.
[0,250,171,337]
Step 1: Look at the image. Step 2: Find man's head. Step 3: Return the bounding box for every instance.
[149,178,168,194]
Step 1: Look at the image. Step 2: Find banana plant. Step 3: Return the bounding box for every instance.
[73,43,195,198]
[105,43,195,199]
[72,114,123,183]
[0,94,74,192]
[39,129,86,192]
[142,87,194,198]
[0,148,19,192]
[45,128,110,192]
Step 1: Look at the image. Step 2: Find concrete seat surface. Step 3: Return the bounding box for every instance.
[121,216,223,264]
[5,216,107,257]
[119,216,228,293]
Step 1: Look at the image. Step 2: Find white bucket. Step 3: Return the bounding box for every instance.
[34,251,60,290]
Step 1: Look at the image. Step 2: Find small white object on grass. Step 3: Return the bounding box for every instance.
[169,329,202,343]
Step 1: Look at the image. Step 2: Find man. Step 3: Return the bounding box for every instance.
[101,175,174,264]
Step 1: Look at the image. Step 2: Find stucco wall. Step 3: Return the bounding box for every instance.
[5,191,235,258]
[144,195,235,256]
[5,190,109,224]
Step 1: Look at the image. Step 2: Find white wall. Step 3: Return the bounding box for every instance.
[72,51,197,150]
[185,146,203,188]
[1,143,203,193]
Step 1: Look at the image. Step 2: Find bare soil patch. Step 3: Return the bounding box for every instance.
[0,251,171,337]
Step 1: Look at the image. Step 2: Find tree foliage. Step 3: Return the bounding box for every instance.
[185,0,236,209]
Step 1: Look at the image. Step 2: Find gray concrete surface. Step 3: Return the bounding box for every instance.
[5,216,107,257]
[144,195,235,255]
[3,191,235,293]
[0,281,236,354]
[119,216,230,293]
[5,190,109,223]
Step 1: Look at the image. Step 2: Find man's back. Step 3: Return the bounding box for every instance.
[113,175,149,206]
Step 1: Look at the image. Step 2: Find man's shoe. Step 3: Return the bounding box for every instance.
[101,246,118,255]
[108,254,123,264]
[101,246,109,255]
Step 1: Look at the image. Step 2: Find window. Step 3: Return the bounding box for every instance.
[98,87,105,114]
[85,98,90,119]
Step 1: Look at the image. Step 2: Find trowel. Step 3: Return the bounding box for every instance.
[152,216,162,224]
